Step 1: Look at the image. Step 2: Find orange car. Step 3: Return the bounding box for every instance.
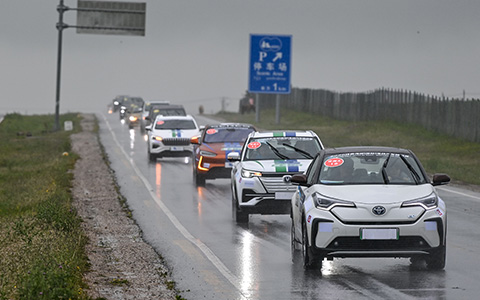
[191,123,256,186]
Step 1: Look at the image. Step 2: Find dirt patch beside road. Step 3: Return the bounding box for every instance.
[71,114,177,299]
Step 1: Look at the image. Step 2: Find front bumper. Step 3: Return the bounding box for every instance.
[236,173,298,215]
[307,208,446,258]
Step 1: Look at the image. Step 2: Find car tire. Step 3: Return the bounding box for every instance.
[291,217,301,263]
[302,220,320,270]
[148,151,156,162]
[426,245,446,270]
[232,187,248,223]
[194,170,206,186]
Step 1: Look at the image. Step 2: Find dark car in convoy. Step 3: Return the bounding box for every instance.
[144,104,187,129]
[191,123,256,186]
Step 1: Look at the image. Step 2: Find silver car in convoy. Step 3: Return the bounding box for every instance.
[229,130,324,223]
[290,146,450,270]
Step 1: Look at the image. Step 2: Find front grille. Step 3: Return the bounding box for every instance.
[162,138,191,146]
[325,236,429,251]
[259,174,297,193]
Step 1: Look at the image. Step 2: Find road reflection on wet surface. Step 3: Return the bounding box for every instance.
[100,113,480,300]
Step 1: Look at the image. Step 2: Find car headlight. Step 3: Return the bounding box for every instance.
[241,169,262,178]
[153,136,163,142]
[312,193,356,210]
[129,116,138,122]
[199,150,217,157]
[401,193,438,209]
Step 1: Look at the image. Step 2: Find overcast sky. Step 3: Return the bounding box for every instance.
[1,0,479,115]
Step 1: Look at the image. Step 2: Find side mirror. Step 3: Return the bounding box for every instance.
[145,125,152,131]
[432,173,450,186]
[291,174,308,186]
[190,136,200,144]
[227,152,241,162]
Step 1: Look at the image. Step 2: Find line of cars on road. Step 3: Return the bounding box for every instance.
[113,99,451,271]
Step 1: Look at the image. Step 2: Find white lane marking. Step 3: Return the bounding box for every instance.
[436,186,480,202]
[102,114,247,299]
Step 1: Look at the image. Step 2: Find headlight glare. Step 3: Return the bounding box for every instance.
[241,169,262,178]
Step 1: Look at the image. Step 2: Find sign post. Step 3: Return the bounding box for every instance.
[53,0,146,131]
[249,34,291,123]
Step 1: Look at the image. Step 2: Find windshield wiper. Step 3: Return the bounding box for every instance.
[266,141,290,160]
[282,143,313,159]
[381,154,391,184]
[399,155,420,184]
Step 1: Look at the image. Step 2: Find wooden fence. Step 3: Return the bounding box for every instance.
[257,88,480,143]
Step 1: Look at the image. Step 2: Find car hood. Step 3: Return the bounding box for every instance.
[241,159,312,173]
[200,142,243,154]
[153,129,199,138]
[314,184,435,203]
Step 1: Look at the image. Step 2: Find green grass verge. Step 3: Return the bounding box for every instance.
[0,113,91,299]
[214,109,480,186]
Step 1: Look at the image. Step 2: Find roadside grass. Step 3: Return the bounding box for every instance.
[0,113,91,299]
[214,109,480,186]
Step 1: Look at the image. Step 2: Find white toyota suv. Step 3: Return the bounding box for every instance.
[229,130,324,223]
[290,146,450,270]
[146,115,200,161]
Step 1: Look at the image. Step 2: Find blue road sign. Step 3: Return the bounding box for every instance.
[249,34,291,94]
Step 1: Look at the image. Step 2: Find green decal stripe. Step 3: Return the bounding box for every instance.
[275,165,287,172]
[273,132,284,137]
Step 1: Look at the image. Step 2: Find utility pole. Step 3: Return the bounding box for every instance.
[54,0,68,131]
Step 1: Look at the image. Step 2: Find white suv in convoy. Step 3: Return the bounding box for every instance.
[229,130,324,223]
[146,115,200,161]
[290,146,450,270]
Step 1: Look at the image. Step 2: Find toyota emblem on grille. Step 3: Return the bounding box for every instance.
[282,175,292,183]
[372,206,386,216]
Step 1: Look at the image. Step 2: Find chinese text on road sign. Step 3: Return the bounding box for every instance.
[249,34,291,94]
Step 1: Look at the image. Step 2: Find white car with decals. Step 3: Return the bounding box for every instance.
[228,131,324,223]
[290,146,450,270]
[146,115,200,161]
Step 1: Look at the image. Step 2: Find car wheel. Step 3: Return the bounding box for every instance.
[291,217,301,263]
[148,151,156,162]
[302,220,320,269]
[194,170,206,186]
[426,245,446,270]
[232,188,248,223]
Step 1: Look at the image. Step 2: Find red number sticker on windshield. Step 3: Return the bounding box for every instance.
[324,158,344,167]
[247,141,261,149]
[206,128,217,135]
[156,120,165,125]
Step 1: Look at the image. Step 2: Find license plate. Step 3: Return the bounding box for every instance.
[275,192,294,200]
[170,146,184,151]
[360,228,398,240]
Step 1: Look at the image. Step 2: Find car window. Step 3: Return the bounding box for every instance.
[317,152,427,185]
[203,128,255,143]
[244,137,321,160]
[306,155,322,185]
[154,119,197,130]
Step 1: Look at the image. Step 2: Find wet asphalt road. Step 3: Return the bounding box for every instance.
[98,112,480,300]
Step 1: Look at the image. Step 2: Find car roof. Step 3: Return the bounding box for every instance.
[321,146,412,155]
[249,130,317,138]
[154,114,194,120]
[206,123,256,129]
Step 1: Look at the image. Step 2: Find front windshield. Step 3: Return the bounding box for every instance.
[318,152,427,185]
[204,128,255,143]
[244,137,321,160]
[154,119,196,130]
